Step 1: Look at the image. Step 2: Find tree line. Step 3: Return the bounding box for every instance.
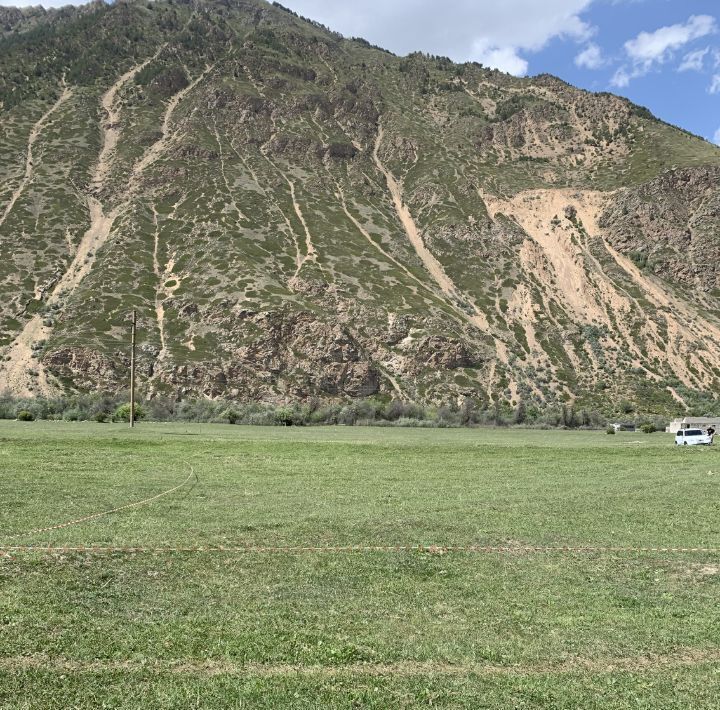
[0,392,670,431]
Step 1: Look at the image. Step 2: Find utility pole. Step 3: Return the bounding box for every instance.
[130,309,136,428]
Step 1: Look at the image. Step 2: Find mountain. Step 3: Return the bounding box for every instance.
[1,0,720,416]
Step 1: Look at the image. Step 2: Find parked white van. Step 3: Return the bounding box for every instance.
[675,429,713,446]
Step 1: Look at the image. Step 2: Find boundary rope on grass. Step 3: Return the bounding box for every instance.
[2,464,197,541]
[2,543,720,556]
[3,463,719,558]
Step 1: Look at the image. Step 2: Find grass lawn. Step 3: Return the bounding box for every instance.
[2,422,720,708]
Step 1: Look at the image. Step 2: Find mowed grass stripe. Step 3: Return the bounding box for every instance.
[3,647,720,676]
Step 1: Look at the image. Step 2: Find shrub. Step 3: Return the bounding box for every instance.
[514,400,527,425]
[94,411,110,423]
[337,406,357,426]
[309,405,341,425]
[113,403,147,422]
[174,399,222,422]
[618,399,635,414]
[606,426,616,435]
[273,406,298,426]
[16,410,34,421]
[640,423,657,434]
[223,409,240,425]
[146,397,175,421]
[247,411,275,426]
[395,417,431,428]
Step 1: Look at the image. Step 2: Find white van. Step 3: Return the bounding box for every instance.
[675,429,713,446]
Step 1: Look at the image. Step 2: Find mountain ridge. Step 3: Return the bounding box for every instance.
[1,0,720,417]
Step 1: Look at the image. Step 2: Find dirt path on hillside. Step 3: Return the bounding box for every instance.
[90,54,161,191]
[60,50,174,301]
[0,202,121,397]
[0,317,53,396]
[227,135,303,275]
[0,85,77,397]
[143,68,214,365]
[506,191,641,370]
[132,64,212,181]
[151,196,187,364]
[309,114,440,306]
[0,55,162,396]
[372,122,517,396]
[602,240,720,388]
[483,188,677,375]
[334,181,435,299]
[151,205,182,363]
[151,208,167,359]
[1,50,216,396]
[261,162,303,276]
[0,84,72,231]
[372,123,489,332]
[213,122,248,223]
[604,238,720,345]
[483,189,609,323]
[240,65,311,281]
[506,283,541,356]
[285,178,318,278]
[516,240,574,355]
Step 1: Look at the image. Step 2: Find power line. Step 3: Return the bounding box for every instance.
[129,310,136,428]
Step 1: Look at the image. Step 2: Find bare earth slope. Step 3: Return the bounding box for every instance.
[1,0,719,416]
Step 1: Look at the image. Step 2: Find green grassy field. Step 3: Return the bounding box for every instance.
[2,422,720,708]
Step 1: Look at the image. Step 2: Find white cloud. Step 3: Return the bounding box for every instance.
[280,0,597,76]
[625,15,716,64]
[714,126,720,145]
[610,67,631,88]
[575,42,604,69]
[612,14,717,87]
[678,46,709,72]
[471,41,528,76]
[710,74,720,94]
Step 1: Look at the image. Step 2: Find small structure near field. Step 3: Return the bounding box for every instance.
[612,422,636,432]
[666,417,720,434]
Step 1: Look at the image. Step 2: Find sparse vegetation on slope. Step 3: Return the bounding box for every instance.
[1,0,720,416]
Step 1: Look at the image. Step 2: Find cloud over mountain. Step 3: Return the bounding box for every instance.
[612,14,717,87]
[281,0,595,75]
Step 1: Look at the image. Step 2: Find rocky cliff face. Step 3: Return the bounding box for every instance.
[600,166,720,294]
[1,0,719,415]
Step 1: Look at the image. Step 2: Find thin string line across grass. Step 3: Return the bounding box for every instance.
[2,464,197,541]
[3,543,720,556]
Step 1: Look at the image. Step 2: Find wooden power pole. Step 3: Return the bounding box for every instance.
[130,309,136,428]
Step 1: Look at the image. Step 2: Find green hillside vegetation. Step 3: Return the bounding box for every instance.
[1,0,720,418]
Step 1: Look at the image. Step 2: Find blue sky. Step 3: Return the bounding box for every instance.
[3,0,719,143]
[536,1,720,144]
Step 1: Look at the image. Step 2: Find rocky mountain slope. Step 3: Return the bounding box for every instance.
[1,0,720,415]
